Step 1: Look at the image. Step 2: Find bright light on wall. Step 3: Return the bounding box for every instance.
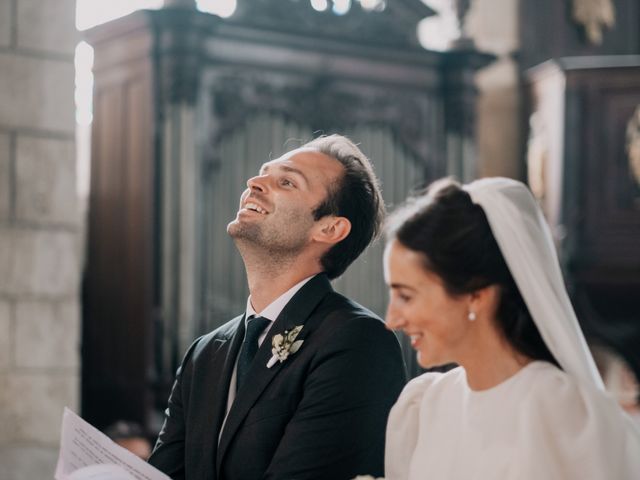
[76,0,164,31]
[359,0,386,11]
[75,41,95,201]
[75,41,94,126]
[196,0,237,17]
[310,0,329,12]
[418,0,459,51]
[332,0,351,15]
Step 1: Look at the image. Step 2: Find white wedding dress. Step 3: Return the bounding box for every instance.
[385,361,640,480]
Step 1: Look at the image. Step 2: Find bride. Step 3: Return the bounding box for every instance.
[383,177,640,479]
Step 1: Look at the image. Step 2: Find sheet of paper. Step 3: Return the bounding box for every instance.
[67,465,136,480]
[55,408,170,480]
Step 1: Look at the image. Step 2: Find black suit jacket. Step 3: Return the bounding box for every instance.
[148,274,406,480]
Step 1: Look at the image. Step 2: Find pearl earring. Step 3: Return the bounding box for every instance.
[468,311,476,321]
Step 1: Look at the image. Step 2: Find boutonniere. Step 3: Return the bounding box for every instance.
[266,325,304,368]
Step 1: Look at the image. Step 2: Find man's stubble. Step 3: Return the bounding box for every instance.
[227,208,315,271]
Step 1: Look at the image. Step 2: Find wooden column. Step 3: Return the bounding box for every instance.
[83,14,156,429]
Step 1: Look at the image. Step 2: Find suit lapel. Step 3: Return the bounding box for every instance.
[201,316,244,478]
[216,274,333,474]
[214,317,245,421]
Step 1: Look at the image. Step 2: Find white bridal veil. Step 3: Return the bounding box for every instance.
[463,177,605,389]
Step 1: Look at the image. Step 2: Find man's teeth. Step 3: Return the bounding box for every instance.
[245,202,267,214]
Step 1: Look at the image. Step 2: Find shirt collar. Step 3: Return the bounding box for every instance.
[245,274,317,324]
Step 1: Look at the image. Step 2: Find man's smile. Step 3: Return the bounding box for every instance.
[242,202,269,214]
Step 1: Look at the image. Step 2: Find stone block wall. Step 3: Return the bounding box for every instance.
[0,1,80,478]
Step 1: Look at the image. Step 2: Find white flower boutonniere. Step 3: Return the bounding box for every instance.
[266,325,304,368]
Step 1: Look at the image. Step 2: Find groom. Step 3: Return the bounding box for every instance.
[148,135,406,480]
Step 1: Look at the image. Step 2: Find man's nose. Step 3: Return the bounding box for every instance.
[247,174,268,192]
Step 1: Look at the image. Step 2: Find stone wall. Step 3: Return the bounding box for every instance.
[0,1,80,478]
[467,0,522,178]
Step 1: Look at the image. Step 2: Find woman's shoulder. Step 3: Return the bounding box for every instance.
[521,361,607,407]
[515,361,640,477]
[395,367,465,407]
[407,366,464,389]
[516,361,611,423]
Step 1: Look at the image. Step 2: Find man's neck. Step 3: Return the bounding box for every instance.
[249,272,319,312]
[246,267,321,313]
[239,248,322,312]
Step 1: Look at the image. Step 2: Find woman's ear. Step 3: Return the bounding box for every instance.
[469,285,500,320]
[312,216,351,246]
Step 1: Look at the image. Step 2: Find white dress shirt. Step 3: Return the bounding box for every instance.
[221,274,316,433]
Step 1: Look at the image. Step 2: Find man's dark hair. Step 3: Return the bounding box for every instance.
[303,135,385,279]
[386,178,559,367]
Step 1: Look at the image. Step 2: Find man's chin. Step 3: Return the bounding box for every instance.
[226,219,246,237]
[227,221,260,243]
[226,219,238,236]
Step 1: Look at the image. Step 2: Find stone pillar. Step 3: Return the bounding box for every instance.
[466,0,522,178]
[442,50,495,182]
[0,1,81,479]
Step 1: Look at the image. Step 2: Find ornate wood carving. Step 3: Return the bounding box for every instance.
[442,51,494,137]
[572,0,616,45]
[209,73,428,160]
[519,0,638,71]
[229,0,435,48]
[150,9,218,106]
[449,0,475,49]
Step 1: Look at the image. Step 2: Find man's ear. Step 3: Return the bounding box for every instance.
[312,216,351,246]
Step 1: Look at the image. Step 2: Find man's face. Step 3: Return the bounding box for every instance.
[227,148,345,255]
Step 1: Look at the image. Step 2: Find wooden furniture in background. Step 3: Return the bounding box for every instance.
[526,56,640,383]
[519,0,640,70]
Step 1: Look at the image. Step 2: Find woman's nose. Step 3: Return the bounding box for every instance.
[385,303,405,331]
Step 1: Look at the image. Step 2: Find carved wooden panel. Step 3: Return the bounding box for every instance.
[83,31,155,429]
[519,0,640,70]
[578,71,640,270]
[228,0,435,48]
[526,57,640,381]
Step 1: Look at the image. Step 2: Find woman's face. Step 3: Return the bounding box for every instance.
[384,239,472,368]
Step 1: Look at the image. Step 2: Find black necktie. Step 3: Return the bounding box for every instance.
[236,316,271,393]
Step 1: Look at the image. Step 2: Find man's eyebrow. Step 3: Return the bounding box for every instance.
[260,163,309,186]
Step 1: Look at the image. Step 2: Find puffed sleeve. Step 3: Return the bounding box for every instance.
[514,367,640,480]
[385,373,439,480]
